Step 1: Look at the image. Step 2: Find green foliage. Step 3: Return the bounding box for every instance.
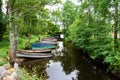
[94,0,111,17]
[46,21,59,35]
[8,0,60,36]
[68,13,113,58]
[103,51,120,71]
[61,0,78,36]
[63,0,120,72]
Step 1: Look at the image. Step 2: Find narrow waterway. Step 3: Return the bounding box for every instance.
[20,41,119,80]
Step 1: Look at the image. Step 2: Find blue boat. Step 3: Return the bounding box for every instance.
[32,43,56,50]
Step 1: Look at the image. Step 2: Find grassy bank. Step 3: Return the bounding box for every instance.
[18,34,48,50]
[0,34,48,79]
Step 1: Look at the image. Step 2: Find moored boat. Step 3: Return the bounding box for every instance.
[16,52,53,58]
[40,41,57,45]
[18,49,53,53]
[32,43,56,50]
[41,37,57,42]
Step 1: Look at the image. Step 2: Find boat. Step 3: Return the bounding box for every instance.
[18,49,53,53]
[41,37,57,42]
[47,35,60,40]
[16,52,53,58]
[40,41,57,45]
[32,43,56,50]
[32,46,56,50]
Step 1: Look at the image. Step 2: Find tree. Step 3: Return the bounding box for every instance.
[64,0,120,71]
[7,0,44,65]
[61,0,77,36]
[7,0,16,66]
[113,0,119,48]
[92,0,120,49]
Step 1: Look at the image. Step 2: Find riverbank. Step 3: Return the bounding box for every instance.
[0,34,48,80]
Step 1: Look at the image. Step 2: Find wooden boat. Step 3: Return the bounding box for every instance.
[47,35,60,40]
[18,49,53,53]
[16,52,53,58]
[41,37,57,42]
[32,43,56,50]
[40,41,57,45]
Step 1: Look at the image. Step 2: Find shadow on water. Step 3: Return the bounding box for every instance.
[20,41,119,80]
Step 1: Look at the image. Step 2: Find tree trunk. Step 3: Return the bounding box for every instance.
[9,19,16,66]
[8,0,16,67]
[114,0,118,49]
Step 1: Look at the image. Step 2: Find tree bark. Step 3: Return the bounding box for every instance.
[114,0,118,49]
[8,0,16,67]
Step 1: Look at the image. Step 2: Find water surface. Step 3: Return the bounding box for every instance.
[20,41,119,80]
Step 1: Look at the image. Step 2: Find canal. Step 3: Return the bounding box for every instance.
[20,41,119,80]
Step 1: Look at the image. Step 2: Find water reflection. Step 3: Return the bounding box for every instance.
[46,60,79,80]
[57,41,64,52]
[52,41,64,56]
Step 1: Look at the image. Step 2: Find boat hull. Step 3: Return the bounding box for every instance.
[32,43,56,50]
[18,49,53,53]
[16,52,53,58]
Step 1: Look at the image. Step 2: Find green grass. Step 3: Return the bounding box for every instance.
[18,35,49,50]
